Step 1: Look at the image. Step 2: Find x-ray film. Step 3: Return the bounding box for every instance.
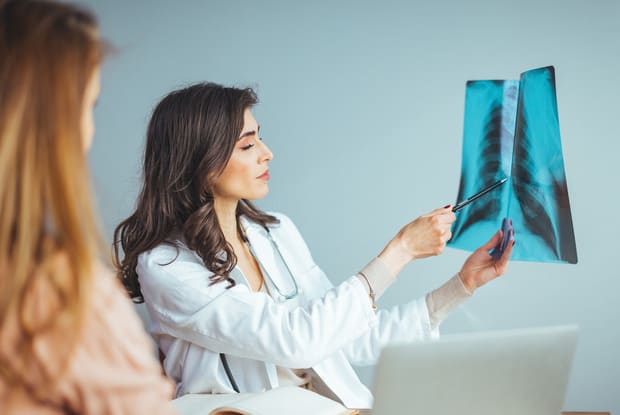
[448,66,577,263]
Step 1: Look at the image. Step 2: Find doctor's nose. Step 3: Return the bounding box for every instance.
[258,139,273,162]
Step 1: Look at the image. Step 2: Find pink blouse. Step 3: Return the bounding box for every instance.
[0,261,177,415]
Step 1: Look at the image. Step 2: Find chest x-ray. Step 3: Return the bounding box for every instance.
[448,66,577,264]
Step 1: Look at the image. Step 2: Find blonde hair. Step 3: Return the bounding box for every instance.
[0,0,107,396]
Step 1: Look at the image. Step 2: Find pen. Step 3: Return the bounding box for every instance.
[451,177,508,212]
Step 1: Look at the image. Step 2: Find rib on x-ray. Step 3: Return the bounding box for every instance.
[447,66,577,264]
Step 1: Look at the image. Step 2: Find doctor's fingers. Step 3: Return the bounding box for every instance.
[425,213,454,237]
[399,217,450,259]
[424,205,451,216]
[493,230,515,275]
[424,204,456,216]
[404,214,449,237]
[422,208,456,225]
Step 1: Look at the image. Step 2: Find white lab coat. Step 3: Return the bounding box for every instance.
[137,212,439,409]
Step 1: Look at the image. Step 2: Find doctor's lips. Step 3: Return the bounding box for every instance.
[257,170,270,180]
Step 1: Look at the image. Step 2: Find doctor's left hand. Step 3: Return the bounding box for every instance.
[458,229,515,293]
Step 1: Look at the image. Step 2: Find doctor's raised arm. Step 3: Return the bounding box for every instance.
[113,83,514,410]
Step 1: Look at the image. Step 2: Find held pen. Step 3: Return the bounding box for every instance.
[451,177,508,212]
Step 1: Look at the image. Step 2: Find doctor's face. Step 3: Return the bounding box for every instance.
[211,108,273,201]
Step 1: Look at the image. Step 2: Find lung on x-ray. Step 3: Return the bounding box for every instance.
[447,66,577,264]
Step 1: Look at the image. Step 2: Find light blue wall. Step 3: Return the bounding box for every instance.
[82,0,619,412]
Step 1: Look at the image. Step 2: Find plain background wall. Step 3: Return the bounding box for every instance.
[80,0,619,412]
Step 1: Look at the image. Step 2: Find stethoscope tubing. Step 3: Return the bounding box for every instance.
[222,224,300,391]
[242,226,299,300]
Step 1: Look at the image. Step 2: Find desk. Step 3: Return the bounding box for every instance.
[563,413,610,415]
[356,411,610,415]
[173,393,611,415]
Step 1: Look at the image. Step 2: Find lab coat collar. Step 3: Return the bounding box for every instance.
[238,215,261,233]
[238,215,296,302]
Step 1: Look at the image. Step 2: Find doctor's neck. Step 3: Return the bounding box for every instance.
[213,197,243,244]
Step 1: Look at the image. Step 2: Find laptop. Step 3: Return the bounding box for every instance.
[371,325,578,415]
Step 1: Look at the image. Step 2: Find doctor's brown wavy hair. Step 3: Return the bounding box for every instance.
[114,83,278,302]
[0,0,107,398]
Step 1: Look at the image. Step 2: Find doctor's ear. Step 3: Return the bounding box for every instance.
[200,179,216,202]
[206,168,223,185]
[200,192,215,203]
[205,177,218,198]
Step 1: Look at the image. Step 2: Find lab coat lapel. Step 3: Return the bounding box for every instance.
[240,217,296,302]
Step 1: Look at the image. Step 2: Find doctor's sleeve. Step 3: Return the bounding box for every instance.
[136,246,379,369]
[342,273,472,366]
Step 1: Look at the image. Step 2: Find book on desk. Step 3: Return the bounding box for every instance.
[172,386,357,415]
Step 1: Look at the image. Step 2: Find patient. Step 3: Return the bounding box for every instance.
[0,1,177,413]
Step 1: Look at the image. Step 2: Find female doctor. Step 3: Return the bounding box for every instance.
[114,82,514,409]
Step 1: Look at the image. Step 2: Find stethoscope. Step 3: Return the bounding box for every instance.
[220,222,300,392]
[239,223,299,300]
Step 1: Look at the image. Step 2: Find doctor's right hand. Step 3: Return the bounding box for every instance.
[378,205,456,277]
